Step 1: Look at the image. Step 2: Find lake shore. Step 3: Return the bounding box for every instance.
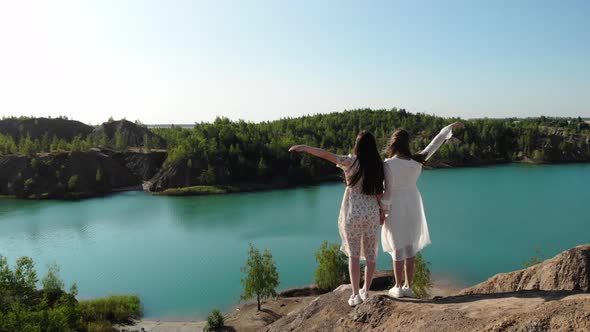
[3,160,589,200]
[148,159,590,198]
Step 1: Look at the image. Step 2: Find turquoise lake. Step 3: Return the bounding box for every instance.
[0,164,589,319]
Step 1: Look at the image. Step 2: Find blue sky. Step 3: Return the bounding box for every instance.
[0,0,588,124]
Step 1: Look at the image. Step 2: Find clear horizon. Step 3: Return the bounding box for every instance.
[1,1,589,124]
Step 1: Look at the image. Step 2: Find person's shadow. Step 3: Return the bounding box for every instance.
[387,289,585,304]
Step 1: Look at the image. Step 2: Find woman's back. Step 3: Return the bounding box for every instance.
[383,157,422,190]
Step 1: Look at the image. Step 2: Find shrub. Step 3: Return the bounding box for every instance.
[240,243,279,311]
[95,168,103,183]
[314,241,348,291]
[67,175,78,191]
[79,295,142,323]
[203,308,224,331]
[412,253,433,299]
[42,262,65,291]
[24,178,35,192]
[523,247,543,268]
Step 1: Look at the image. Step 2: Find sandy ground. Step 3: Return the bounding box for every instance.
[114,319,206,332]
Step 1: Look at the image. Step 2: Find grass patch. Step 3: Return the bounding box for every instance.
[87,320,116,332]
[154,182,293,197]
[155,185,230,196]
[79,295,142,324]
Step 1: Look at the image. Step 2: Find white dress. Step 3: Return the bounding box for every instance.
[380,124,454,261]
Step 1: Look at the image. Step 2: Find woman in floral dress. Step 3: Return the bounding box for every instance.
[289,131,385,306]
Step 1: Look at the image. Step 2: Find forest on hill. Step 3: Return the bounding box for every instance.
[148,109,590,190]
[0,116,164,158]
[1,109,590,195]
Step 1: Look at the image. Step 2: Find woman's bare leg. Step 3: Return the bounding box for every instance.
[349,257,361,296]
[362,261,376,292]
[393,260,405,288]
[404,256,415,288]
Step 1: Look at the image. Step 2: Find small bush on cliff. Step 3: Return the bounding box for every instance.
[523,247,544,268]
[412,253,433,299]
[240,243,279,311]
[24,178,35,192]
[95,168,103,183]
[68,175,78,191]
[314,241,349,291]
[203,308,224,331]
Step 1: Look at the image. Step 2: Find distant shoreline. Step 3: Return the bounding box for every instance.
[2,161,590,201]
[149,159,590,197]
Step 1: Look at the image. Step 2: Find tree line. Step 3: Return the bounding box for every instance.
[152,109,590,186]
[2,110,590,187]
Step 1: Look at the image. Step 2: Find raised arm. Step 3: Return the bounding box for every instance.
[289,145,337,164]
[421,121,464,161]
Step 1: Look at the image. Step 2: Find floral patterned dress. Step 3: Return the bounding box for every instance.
[336,155,382,262]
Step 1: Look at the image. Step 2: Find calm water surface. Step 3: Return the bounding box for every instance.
[0,164,588,319]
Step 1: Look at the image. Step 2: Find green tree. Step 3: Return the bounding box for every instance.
[42,262,65,291]
[100,132,108,147]
[143,133,151,151]
[203,308,224,332]
[115,127,125,151]
[240,243,279,311]
[199,166,216,185]
[19,134,36,156]
[0,255,141,331]
[314,241,348,290]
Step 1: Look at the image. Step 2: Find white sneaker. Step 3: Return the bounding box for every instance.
[348,294,363,307]
[402,286,414,298]
[359,289,369,301]
[388,286,403,298]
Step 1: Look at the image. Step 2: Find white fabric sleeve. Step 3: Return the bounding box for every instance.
[379,162,393,211]
[422,124,454,161]
[336,154,354,170]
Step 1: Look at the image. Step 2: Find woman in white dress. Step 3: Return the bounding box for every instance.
[289,131,385,306]
[380,121,463,298]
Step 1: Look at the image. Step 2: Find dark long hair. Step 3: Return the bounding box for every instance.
[348,131,384,195]
[384,129,427,164]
